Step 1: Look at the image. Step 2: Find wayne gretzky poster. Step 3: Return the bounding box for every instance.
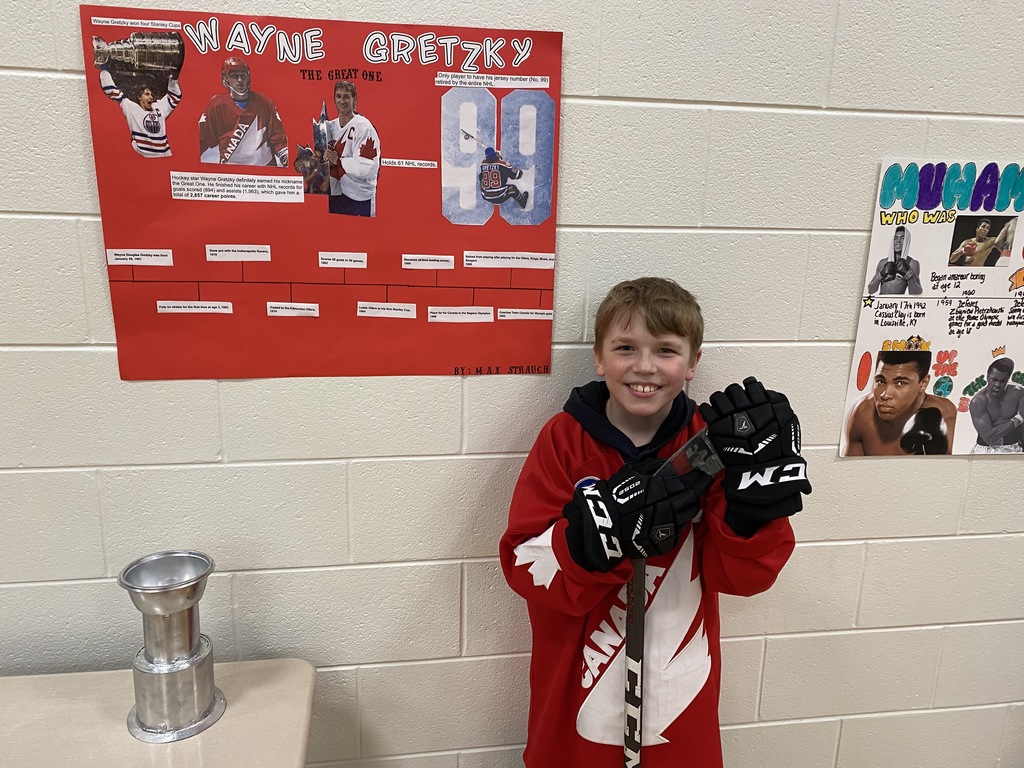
[81,6,562,379]
[841,159,1024,456]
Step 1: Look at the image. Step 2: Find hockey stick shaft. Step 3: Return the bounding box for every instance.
[460,128,487,149]
[624,557,644,768]
[621,429,721,765]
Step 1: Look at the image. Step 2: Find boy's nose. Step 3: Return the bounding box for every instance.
[635,352,657,372]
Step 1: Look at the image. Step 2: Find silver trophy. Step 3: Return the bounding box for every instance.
[93,32,185,72]
[118,550,226,743]
[294,100,332,194]
[313,100,329,153]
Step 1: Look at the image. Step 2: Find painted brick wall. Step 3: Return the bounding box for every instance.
[1,1,1022,767]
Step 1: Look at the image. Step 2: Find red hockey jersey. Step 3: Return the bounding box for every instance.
[500,385,795,768]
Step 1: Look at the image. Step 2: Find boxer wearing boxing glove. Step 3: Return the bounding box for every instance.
[868,226,922,295]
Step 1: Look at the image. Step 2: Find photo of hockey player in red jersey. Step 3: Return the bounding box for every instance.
[479,147,528,209]
[99,69,180,158]
[198,57,288,167]
[323,80,380,217]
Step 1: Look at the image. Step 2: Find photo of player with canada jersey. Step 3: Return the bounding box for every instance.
[324,80,380,217]
[198,56,288,167]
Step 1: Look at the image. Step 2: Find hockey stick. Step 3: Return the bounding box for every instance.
[624,559,644,768]
[460,128,488,149]
[623,427,724,767]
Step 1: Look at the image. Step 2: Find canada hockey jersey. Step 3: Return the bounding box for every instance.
[198,92,287,166]
[500,381,795,768]
[326,113,380,203]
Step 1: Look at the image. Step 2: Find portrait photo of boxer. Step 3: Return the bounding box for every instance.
[843,349,957,456]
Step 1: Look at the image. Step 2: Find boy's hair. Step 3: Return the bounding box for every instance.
[594,277,704,351]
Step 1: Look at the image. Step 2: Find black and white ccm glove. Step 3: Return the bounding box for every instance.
[698,377,811,528]
[563,464,712,572]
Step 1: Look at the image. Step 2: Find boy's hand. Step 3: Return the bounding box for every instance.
[698,377,811,522]
[562,465,712,572]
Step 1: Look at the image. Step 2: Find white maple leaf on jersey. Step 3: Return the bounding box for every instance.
[513,525,560,589]
[577,529,711,746]
[233,119,268,162]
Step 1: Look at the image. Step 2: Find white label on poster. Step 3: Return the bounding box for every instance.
[319,252,368,268]
[157,301,232,313]
[171,172,304,203]
[434,72,549,88]
[206,244,271,261]
[92,16,181,28]
[403,254,455,269]
[107,249,173,266]
[267,302,319,317]
[464,251,555,269]
[357,302,417,318]
[381,158,439,169]
[428,306,494,323]
[498,308,553,320]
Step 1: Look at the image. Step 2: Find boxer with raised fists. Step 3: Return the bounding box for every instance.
[969,358,1024,453]
[867,226,922,295]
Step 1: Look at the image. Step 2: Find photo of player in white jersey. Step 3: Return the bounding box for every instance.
[479,147,529,209]
[323,80,380,217]
[199,57,288,167]
[99,68,180,158]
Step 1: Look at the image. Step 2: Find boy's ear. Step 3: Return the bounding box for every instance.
[685,348,702,381]
[593,346,605,377]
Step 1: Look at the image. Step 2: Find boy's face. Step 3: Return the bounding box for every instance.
[594,312,700,430]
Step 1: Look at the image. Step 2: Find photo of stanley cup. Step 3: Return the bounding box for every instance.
[93,31,185,72]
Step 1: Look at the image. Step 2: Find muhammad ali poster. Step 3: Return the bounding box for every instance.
[840,159,1024,456]
[81,6,562,379]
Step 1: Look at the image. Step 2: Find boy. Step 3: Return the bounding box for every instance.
[500,277,810,768]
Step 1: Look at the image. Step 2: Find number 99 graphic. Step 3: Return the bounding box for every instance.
[441,86,555,226]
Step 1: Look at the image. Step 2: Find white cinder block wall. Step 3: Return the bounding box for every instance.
[2,1,1022,766]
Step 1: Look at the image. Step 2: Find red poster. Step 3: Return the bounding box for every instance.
[81,6,562,379]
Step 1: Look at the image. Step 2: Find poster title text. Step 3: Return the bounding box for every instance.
[183,17,534,71]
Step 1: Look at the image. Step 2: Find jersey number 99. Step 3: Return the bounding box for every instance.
[441,86,555,226]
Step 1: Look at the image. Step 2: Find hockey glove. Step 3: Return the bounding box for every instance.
[698,377,811,523]
[563,465,712,572]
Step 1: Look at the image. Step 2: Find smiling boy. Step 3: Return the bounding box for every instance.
[500,277,810,768]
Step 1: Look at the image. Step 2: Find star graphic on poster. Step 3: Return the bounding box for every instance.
[863,295,875,308]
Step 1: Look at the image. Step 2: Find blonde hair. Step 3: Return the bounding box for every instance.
[594,277,704,351]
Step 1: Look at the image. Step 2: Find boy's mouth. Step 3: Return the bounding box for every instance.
[628,384,659,394]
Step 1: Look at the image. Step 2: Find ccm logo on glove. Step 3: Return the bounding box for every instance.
[737,460,808,490]
[579,484,625,561]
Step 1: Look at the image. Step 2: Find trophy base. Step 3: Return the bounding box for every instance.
[128,687,226,743]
